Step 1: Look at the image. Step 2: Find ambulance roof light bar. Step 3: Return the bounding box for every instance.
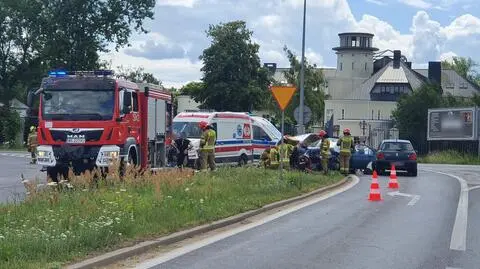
[48,70,114,77]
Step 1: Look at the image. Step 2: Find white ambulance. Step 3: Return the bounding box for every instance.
[173,112,254,166]
[250,116,282,159]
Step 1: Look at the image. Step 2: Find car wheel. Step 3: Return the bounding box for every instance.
[363,168,372,175]
[409,169,418,177]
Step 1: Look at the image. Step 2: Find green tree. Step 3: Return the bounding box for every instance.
[180,82,205,98]
[392,83,444,149]
[116,65,161,85]
[0,0,156,105]
[197,21,270,112]
[442,56,478,82]
[279,46,326,129]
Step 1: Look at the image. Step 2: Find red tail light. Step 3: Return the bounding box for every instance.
[409,153,417,160]
[376,152,384,160]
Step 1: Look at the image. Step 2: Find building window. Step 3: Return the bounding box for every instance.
[351,37,357,47]
[340,62,343,71]
[342,109,345,120]
[377,110,380,120]
[352,62,354,70]
[371,110,374,120]
[365,62,367,70]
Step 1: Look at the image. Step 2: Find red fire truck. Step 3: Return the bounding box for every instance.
[27,70,173,181]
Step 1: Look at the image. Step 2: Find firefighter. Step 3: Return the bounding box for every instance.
[27,126,38,164]
[260,148,271,168]
[269,145,280,169]
[319,130,330,175]
[173,131,192,170]
[278,138,294,168]
[337,128,354,175]
[198,121,216,171]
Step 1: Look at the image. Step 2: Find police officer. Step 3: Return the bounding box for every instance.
[337,128,354,175]
[199,121,216,171]
[27,126,38,164]
[319,130,330,175]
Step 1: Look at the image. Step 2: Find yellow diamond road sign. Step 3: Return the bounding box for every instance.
[270,85,296,111]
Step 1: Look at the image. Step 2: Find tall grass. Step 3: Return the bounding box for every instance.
[0,163,343,269]
[418,150,480,165]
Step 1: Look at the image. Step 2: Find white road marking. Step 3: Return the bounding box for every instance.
[468,185,480,191]
[387,191,421,206]
[422,169,468,252]
[134,176,360,269]
[407,195,420,206]
[446,267,462,269]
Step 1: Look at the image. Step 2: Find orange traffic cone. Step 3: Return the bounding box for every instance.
[388,164,399,189]
[368,170,382,201]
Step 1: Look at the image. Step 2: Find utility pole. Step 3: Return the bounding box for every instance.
[298,0,307,135]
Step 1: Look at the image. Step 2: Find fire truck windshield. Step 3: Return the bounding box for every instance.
[42,89,114,121]
[173,122,203,139]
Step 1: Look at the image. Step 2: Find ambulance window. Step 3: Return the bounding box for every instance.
[211,123,218,138]
[132,91,139,112]
[253,125,269,141]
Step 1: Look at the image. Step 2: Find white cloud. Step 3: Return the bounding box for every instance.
[440,51,457,62]
[398,0,432,9]
[156,0,198,8]
[442,14,480,39]
[366,0,388,5]
[99,0,480,87]
[410,11,445,62]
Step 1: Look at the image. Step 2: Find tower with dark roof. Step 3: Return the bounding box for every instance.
[333,32,379,79]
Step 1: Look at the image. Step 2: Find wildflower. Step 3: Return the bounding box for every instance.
[120,189,126,192]
[47,182,58,186]
[118,233,122,236]
[167,196,173,199]
[82,189,88,192]
[0,235,4,239]
[200,198,204,204]
[185,188,190,192]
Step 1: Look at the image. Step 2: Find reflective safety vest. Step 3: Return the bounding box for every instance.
[279,143,294,162]
[339,135,353,153]
[320,139,330,156]
[200,129,216,152]
[270,148,279,164]
[28,131,38,147]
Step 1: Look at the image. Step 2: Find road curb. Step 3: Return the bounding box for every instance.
[67,175,352,269]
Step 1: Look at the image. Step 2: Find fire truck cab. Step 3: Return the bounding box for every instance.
[27,70,173,181]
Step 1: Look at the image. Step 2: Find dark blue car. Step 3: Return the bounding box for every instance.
[303,138,377,174]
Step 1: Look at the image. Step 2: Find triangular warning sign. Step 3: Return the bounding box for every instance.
[271,86,296,111]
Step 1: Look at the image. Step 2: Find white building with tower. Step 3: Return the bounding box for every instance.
[272,32,480,147]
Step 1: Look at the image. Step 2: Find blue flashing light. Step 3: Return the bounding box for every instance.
[48,70,67,77]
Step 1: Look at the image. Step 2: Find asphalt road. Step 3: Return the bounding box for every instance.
[0,152,44,204]
[135,164,480,269]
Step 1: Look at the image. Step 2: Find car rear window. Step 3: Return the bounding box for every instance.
[380,142,414,151]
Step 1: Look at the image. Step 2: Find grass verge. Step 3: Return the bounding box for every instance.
[0,166,343,269]
[418,150,480,165]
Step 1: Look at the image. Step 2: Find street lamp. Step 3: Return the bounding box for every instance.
[298,0,307,135]
[359,120,368,136]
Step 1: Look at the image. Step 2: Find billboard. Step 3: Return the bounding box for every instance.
[427,107,477,140]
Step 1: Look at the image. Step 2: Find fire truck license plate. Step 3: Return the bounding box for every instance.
[66,137,86,144]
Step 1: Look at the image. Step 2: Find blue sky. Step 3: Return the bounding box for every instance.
[100,0,480,88]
